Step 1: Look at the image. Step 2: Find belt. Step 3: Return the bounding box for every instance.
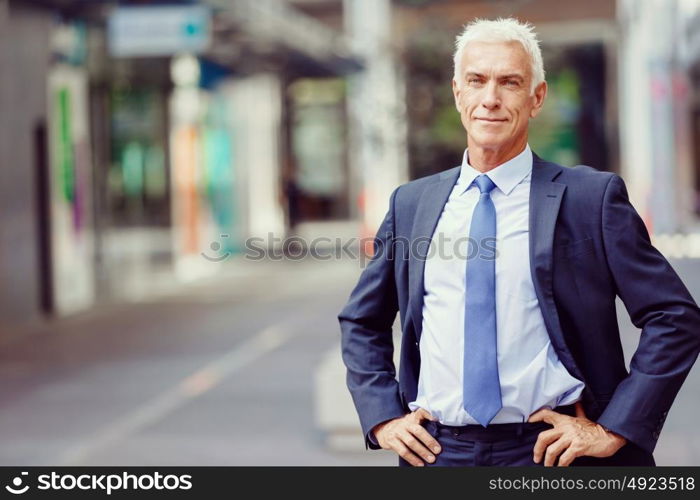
[426,403,577,442]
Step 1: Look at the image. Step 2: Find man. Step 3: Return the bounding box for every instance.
[338,17,700,467]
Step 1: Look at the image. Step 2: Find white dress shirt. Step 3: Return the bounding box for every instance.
[408,144,585,425]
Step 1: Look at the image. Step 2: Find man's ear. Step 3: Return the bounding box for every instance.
[452,77,461,112]
[529,81,547,119]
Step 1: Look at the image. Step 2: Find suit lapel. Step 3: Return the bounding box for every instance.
[408,166,461,340]
[529,153,586,381]
[529,154,565,296]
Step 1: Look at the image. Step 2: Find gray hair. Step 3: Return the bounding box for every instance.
[453,17,545,95]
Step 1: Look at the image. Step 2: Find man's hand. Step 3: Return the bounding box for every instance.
[372,408,442,466]
[528,402,628,466]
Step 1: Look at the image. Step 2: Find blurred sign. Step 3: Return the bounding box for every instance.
[108,5,211,57]
[52,20,88,66]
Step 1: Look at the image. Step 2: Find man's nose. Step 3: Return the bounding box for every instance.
[481,82,501,109]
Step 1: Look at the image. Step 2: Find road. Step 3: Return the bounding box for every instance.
[0,256,698,465]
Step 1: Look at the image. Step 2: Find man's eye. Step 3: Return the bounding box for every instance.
[468,78,481,84]
[506,80,519,86]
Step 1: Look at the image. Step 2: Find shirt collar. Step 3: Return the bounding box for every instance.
[457,143,533,196]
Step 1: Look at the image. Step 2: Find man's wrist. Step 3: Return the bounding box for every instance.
[370,419,391,444]
[599,423,627,445]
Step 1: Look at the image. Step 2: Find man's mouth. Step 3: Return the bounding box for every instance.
[475,117,507,122]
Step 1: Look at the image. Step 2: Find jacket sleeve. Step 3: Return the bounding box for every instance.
[596,174,700,454]
[338,186,406,450]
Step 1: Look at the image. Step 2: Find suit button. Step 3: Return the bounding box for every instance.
[652,431,660,439]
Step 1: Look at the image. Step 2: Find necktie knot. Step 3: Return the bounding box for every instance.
[475,174,496,194]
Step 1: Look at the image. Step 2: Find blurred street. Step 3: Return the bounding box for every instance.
[0,256,393,466]
[0,256,698,466]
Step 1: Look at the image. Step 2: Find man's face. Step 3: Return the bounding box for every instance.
[452,40,547,154]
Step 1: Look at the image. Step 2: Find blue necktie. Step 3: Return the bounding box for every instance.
[463,174,502,426]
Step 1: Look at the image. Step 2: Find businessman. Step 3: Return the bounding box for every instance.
[338,17,700,467]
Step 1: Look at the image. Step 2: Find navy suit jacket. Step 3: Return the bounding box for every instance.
[338,152,700,460]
